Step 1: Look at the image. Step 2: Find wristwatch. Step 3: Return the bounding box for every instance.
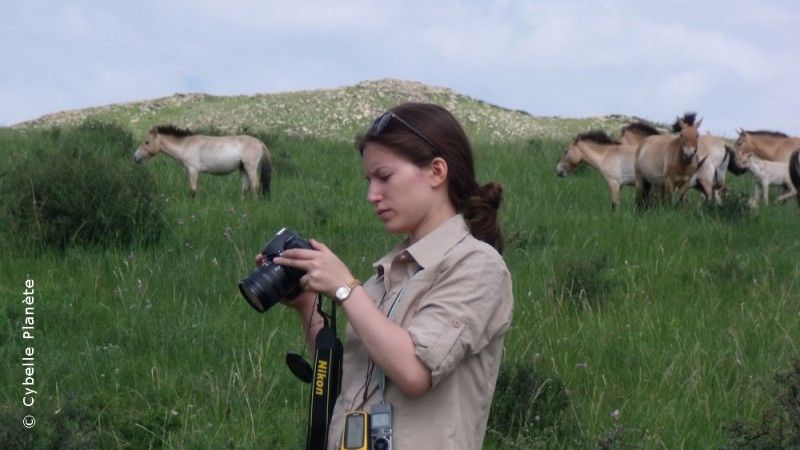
[334,279,361,304]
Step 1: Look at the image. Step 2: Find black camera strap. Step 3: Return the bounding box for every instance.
[288,295,342,450]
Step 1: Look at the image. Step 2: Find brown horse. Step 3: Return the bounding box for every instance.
[556,131,638,210]
[735,130,800,164]
[134,126,271,198]
[619,122,661,145]
[623,115,736,203]
[634,117,708,206]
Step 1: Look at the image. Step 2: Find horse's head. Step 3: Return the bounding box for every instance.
[133,129,161,163]
[733,147,752,169]
[734,130,757,155]
[556,140,584,177]
[677,117,702,164]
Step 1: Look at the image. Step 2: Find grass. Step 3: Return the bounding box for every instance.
[1,123,799,448]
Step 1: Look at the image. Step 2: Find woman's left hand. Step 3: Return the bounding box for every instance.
[272,239,355,298]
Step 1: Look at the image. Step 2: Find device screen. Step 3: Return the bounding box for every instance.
[371,412,390,427]
[344,414,365,448]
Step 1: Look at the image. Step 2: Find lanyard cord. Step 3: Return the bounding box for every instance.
[372,268,421,404]
[356,267,422,408]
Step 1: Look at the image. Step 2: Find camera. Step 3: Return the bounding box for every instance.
[238,228,313,313]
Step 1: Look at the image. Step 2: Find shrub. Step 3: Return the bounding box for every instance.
[723,358,800,449]
[550,249,615,310]
[59,120,137,158]
[0,126,165,250]
[488,360,570,447]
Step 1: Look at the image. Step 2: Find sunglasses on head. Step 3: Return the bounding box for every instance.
[369,111,439,153]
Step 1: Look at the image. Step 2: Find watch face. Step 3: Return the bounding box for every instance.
[335,286,350,301]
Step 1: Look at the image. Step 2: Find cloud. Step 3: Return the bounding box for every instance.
[0,0,798,136]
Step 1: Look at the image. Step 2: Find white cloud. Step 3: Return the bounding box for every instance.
[0,0,798,136]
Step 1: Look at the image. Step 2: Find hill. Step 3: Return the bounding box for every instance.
[13,79,651,142]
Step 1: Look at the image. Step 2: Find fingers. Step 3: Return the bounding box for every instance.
[309,239,330,252]
[254,254,265,266]
[299,275,311,291]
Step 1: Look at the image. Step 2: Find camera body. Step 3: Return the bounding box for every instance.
[238,228,313,313]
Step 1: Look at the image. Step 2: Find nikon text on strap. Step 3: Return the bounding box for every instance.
[293,295,343,450]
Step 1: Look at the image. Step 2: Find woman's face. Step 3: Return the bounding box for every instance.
[362,143,438,238]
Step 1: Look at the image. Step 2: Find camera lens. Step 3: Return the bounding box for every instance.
[238,263,289,313]
[238,228,312,313]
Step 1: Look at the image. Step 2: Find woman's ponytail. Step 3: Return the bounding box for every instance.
[463,181,504,254]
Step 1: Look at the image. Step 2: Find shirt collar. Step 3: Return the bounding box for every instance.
[373,214,470,275]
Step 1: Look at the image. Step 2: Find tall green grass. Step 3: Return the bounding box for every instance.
[1,124,799,448]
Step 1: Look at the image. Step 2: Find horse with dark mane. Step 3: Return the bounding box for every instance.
[134,125,272,198]
[634,115,708,207]
[556,130,638,210]
[735,129,800,164]
[620,122,661,145]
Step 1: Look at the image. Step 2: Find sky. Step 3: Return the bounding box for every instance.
[1,0,798,138]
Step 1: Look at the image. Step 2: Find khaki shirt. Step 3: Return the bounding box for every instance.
[327,214,514,450]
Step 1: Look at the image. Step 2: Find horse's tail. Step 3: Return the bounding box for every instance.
[260,144,272,198]
[789,149,800,201]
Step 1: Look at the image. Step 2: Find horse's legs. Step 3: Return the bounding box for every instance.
[607,180,621,211]
[240,169,250,193]
[698,178,714,203]
[664,178,675,203]
[243,163,261,194]
[750,181,761,207]
[187,167,199,197]
[677,181,693,203]
[776,181,797,202]
[635,172,645,208]
[762,181,770,205]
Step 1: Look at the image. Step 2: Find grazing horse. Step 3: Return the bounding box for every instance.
[556,131,638,210]
[634,117,708,206]
[134,126,271,198]
[735,130,800,164]
[730,147,796,206]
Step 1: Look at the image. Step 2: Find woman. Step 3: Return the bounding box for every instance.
[271,102,514,449]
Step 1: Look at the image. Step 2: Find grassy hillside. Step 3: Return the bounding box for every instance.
[13,79,648,143]
[2,83,799,449]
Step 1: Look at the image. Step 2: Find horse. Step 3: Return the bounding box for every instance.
[133,125,271,198]
[734,130,800,164]
[634,117,708,207]
[556,131,638,210]
[730,147,796,206]
[619,121,661,146]
[623,115,737,203]
[790,149,800,209]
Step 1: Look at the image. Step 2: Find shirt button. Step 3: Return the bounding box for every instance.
[450,319,460,328]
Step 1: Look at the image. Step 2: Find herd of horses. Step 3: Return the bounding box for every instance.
[557,113,800,211]
[130,118,800,213]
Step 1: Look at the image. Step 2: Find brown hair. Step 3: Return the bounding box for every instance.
[356,103,504,254]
